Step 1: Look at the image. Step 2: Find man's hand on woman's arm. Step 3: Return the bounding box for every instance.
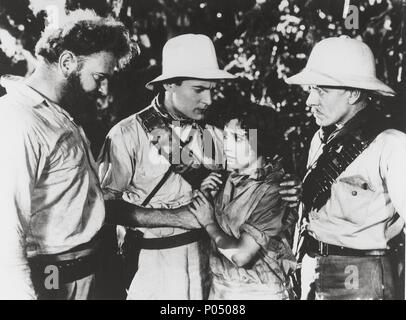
[104,200,201,230]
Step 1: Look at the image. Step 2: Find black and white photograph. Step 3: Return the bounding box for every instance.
[0,0,405,304]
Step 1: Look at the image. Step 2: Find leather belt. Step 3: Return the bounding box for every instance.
[28,234,102,285]
[305,235,388,257]
[125,228,207,250]
[30,253,98,284]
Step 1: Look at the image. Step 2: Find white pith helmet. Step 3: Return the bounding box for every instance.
[286,36,395,96]
[146,33,235,90]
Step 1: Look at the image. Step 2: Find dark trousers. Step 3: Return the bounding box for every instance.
[301,253,398,300]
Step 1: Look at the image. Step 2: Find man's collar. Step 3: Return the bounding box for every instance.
[0,75,45,107]
[325,106,384,144]
[152,94,195,126]
[1,74,77,121]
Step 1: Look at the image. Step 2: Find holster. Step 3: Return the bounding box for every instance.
[120,230,143,290]
[120,228,208,289]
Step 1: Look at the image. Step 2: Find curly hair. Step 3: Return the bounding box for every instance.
[35,9,136,68]
[227,103,283,159]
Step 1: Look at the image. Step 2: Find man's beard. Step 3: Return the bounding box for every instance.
[60,72,99,124]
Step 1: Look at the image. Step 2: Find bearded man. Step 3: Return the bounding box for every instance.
[0,10,134,299]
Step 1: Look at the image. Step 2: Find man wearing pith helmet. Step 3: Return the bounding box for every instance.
[286,36,406,300]
[98,34,234,299]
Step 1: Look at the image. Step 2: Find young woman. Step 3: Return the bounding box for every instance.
[189,104,297,300]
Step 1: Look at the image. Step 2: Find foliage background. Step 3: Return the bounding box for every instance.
[1,0,405,176]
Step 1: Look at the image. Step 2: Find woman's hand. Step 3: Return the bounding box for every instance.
[279,173,302,208]
[189,191,215,227]
[200,172,223,198]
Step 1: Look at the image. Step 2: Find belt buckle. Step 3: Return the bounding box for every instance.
[318,241,329,256]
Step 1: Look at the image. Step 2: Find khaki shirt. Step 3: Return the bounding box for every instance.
[0,76,105,299]
[306,128,406,249]
[98,103,224,238]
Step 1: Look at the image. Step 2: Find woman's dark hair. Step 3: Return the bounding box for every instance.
[35,9,136,68]
[227,103,283,159]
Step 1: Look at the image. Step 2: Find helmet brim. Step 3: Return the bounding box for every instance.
[146,69,236,90]
[286,68,396,97]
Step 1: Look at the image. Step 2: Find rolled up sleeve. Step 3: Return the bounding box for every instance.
[97,124,136,200]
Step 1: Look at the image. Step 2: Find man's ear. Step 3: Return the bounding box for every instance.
[163,83,175,92]
[348,89,362,105]
[58,50,78,77]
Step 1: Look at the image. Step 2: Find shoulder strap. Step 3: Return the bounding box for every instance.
[136,103,169,134]
[135,104,215,206]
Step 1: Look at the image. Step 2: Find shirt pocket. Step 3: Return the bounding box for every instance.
[335,175,375,224]
[338,175,375,194]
